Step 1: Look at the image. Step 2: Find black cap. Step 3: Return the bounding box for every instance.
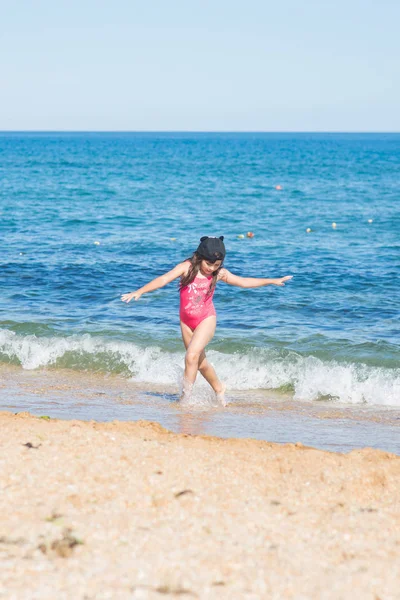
[196,236,226,262]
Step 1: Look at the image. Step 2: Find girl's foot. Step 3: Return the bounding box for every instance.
[180,377,194,404]
[215,384,227,407]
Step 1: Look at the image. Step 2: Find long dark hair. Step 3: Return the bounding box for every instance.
[180,252,223,298]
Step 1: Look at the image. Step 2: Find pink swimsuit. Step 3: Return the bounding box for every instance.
[180,274,216,330]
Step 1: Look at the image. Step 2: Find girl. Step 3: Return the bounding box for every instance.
[121,236,292,406]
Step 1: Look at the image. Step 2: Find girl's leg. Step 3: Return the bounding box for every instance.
[180,318,225,396]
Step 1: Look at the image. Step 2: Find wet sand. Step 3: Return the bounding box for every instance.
[1,410,400,599]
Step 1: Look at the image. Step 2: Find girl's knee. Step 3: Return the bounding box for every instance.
[199,358,209,373]
[185,350,201,365]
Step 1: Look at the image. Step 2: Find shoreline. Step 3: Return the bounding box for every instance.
[1,410,400,598]
[1,363,399,455]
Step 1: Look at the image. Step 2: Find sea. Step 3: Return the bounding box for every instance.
[1,132,399,453]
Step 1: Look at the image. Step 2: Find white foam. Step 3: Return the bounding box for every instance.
[0,329,399,407]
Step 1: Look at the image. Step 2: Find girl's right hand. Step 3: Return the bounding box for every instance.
[121,291,142,303]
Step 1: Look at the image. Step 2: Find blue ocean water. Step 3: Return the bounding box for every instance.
[0,132,399,407]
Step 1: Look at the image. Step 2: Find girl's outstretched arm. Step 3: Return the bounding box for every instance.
[219,269,292,288]
[121,262,189,303]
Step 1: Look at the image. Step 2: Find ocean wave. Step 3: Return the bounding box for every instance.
[0,329,399,407]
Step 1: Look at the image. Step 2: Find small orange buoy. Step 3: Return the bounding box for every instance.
[275,185,282,190]
[246,232,254,238]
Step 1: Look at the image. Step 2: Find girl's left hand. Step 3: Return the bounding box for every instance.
[274,276,293,286]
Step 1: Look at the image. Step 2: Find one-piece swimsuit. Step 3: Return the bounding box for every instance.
[180,273,216,331]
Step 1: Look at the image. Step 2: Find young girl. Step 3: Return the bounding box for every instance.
[121,236,292,406]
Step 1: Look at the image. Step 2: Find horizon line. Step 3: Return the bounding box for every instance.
[0,129,399,134]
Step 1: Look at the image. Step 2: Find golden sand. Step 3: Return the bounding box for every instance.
[1,411,399,599]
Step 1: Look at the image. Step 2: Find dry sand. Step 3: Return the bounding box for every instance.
[0,410,399,600]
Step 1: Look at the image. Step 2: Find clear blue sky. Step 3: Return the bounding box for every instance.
[2,0,399,131]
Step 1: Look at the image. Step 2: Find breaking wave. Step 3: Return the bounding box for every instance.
[0,329,399,407]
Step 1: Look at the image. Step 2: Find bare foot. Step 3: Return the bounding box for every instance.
[180,377,194,404]
[215,384,227,407]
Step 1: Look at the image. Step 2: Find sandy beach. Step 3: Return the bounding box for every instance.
[1,411,400,599]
